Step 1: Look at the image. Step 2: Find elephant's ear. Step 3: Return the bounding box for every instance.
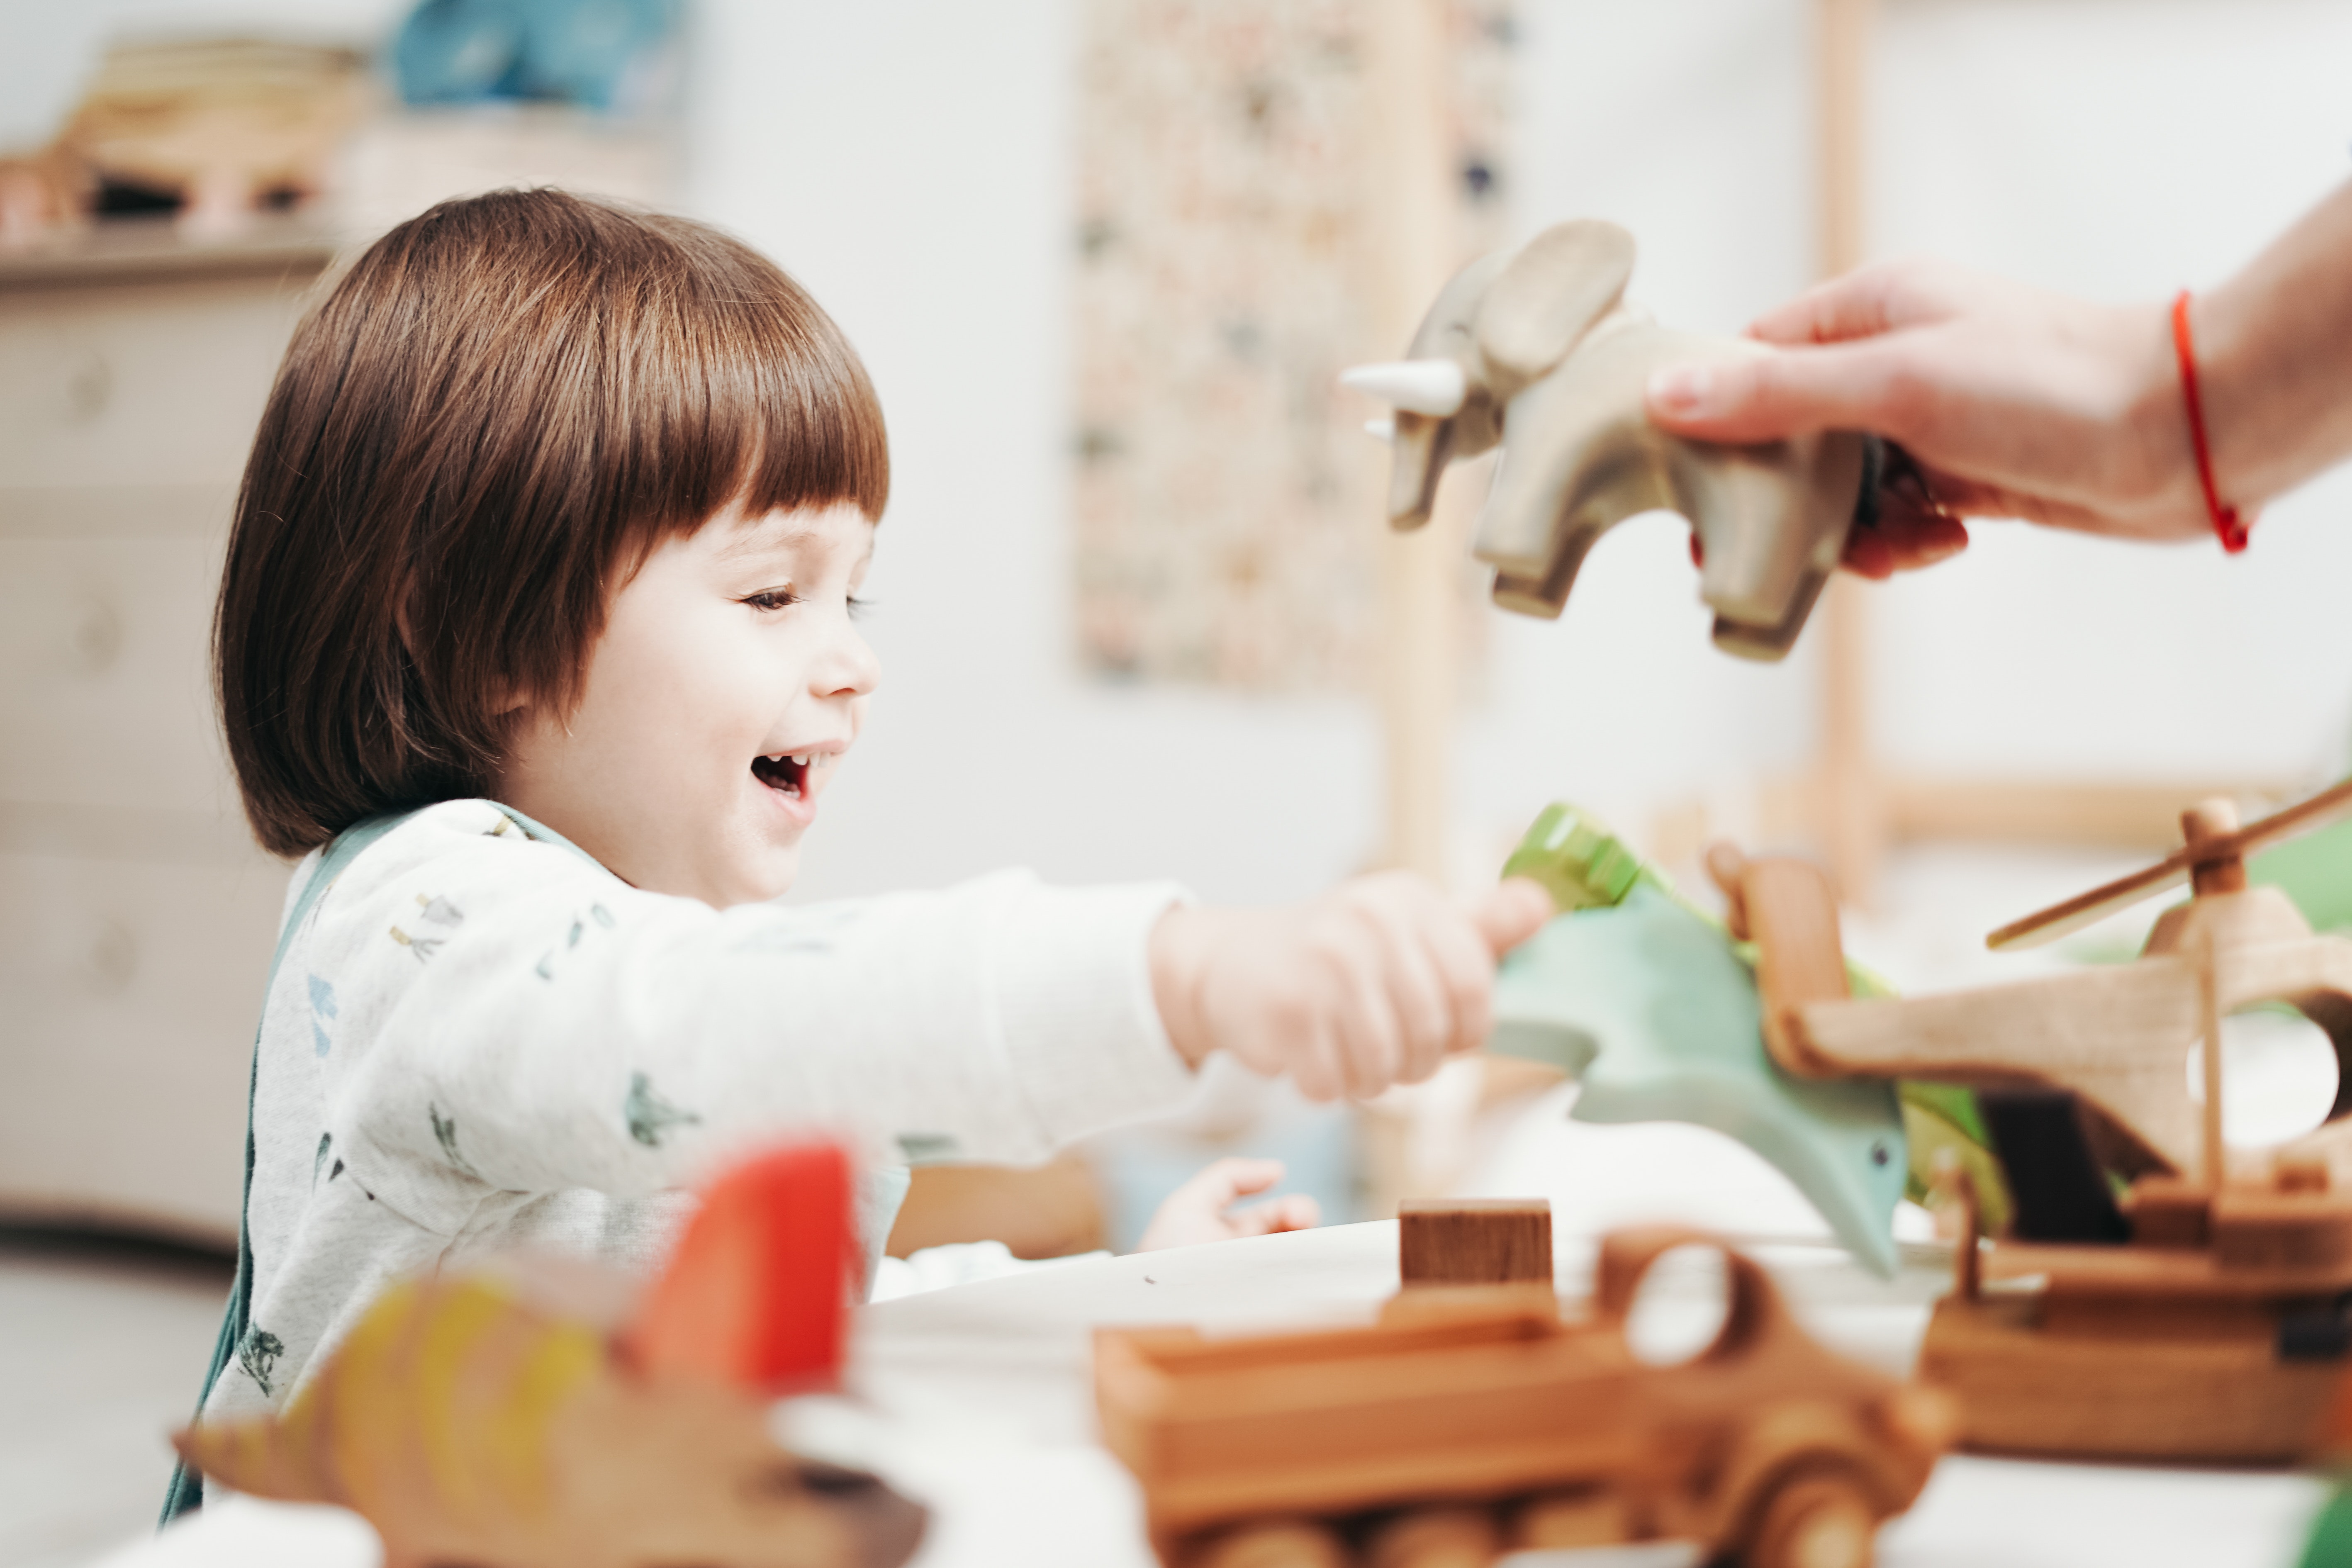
[1474,219,1636,383]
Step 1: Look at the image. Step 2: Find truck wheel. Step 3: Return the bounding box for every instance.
[1181,1519,1351,1568]
[1745,1472,1876,1568]
[1363,1505,1500,1568]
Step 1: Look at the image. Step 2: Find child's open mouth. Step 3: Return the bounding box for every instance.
[752,752,813,798]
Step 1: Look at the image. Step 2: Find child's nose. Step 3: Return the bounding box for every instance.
[816,622,880,699]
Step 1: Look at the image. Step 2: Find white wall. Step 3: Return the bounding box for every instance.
[697,0,2352,915]
[1465,0,1827,848]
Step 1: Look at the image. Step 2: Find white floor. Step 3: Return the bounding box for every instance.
[0,1236,231,1568]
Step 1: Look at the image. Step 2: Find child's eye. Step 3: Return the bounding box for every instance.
[743,587,799,612]
[847,596,874,621]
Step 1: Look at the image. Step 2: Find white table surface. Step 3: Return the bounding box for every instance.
[99,1221,2329,1568]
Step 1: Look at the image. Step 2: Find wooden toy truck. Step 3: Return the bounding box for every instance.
[1096,1211,1952,1568]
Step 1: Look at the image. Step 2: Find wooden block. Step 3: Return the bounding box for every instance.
[1398,1198,1553,1287]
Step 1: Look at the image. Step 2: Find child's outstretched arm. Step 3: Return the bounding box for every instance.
[1149,872,1556,1102]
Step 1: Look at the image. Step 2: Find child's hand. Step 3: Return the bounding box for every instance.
[1149,873,1554,1102]
[1135,1158,1321,1252]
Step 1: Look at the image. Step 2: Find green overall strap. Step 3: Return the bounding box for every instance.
[158,812,410,1525]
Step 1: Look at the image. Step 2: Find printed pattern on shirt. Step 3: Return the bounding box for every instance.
[237,1325,285,1395]
[624,1073,700,1148]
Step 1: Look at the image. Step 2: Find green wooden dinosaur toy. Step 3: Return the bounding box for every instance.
[1488,803,2006,1278]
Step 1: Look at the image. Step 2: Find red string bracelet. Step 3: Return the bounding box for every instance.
[2170,289,2251,553]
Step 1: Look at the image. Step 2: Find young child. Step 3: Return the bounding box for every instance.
[192,190,1550,1440]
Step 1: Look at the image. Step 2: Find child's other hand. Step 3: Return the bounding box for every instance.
[1135,1157,1320,1252]
[1150,873,1554,1102]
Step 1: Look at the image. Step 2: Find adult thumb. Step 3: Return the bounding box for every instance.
[1470,877,1556,955]
[1645,343,1895,446]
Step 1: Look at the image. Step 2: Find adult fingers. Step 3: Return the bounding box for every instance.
[1745,261,1945,346]
[1846,498,1970,579]
[1646,339,1918,446]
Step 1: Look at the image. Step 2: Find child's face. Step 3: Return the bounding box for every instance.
[499,500,879,907]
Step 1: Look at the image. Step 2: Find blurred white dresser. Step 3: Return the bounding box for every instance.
[0,221,336,1247]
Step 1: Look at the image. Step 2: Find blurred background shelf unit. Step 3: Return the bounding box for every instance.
[0,220,334,1250]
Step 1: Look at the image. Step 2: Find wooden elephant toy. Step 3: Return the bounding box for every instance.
[1344,219,1880,661]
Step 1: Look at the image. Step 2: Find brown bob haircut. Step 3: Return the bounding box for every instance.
[216,189,888,857]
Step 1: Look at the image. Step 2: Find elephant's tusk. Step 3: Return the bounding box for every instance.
[1363,418,1395,443]
[1339,359,1467,417]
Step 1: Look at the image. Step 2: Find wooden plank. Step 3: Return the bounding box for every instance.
[1362,0,1459,882]
[1812,0,1880,907]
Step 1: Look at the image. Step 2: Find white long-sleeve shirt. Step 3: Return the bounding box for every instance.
[200,798,1191,1420]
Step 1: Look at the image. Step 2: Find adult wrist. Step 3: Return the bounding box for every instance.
[2114,297,2212,531]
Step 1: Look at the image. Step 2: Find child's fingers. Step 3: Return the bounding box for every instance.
[1197,1157,1285,1204]
[1231,1193,1322,1237]
[1469,878,1554,954]
[1284,1012,1347,1104]
[1356,895,1457,1085]
[1422,905,1500,1058]
[1323,934,1404,1100]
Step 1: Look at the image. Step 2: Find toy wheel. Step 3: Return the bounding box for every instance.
[1362,1505,1500,1568]
[1745,1471,1876,1568]
[1181,1519,1352,1568]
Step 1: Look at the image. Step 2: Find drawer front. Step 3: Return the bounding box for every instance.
[0,529,242,817]
[0,847,289,1242]
[0,273,314,488]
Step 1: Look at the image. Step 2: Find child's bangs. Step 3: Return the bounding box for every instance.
[649,226,891,537]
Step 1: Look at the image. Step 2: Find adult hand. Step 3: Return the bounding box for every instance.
[1643,258,2203,577]
[1150,873,1554,1103]
[1135,1157,1320,1251]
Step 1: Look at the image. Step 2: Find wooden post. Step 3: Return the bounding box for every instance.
[1814,0,1880,906]
[2196,923,2227,1192]
[2182,798,2248,896]
[2183,799,2240,1191]
[1363,0,1459,883]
